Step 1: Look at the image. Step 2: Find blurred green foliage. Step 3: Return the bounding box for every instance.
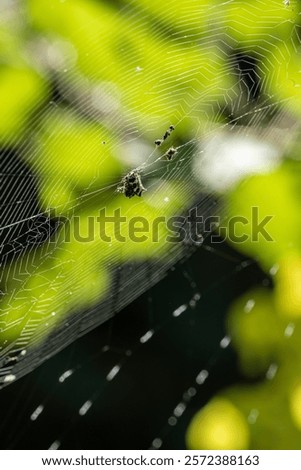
[187,164,301,449]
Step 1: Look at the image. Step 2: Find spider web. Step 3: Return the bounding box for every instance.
[0,0,300,450]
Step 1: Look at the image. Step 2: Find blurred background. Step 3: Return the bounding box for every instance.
[1,0,301,450]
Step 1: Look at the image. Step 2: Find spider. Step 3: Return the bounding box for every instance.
[117,169,147,198]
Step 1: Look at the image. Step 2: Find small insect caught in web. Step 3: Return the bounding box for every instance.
[162,146,178,161]
[117,169,147,198]
[155,125,175,146]
[283,0,290,5]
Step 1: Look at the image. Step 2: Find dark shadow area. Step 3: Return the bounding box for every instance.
[0,237,269,449]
